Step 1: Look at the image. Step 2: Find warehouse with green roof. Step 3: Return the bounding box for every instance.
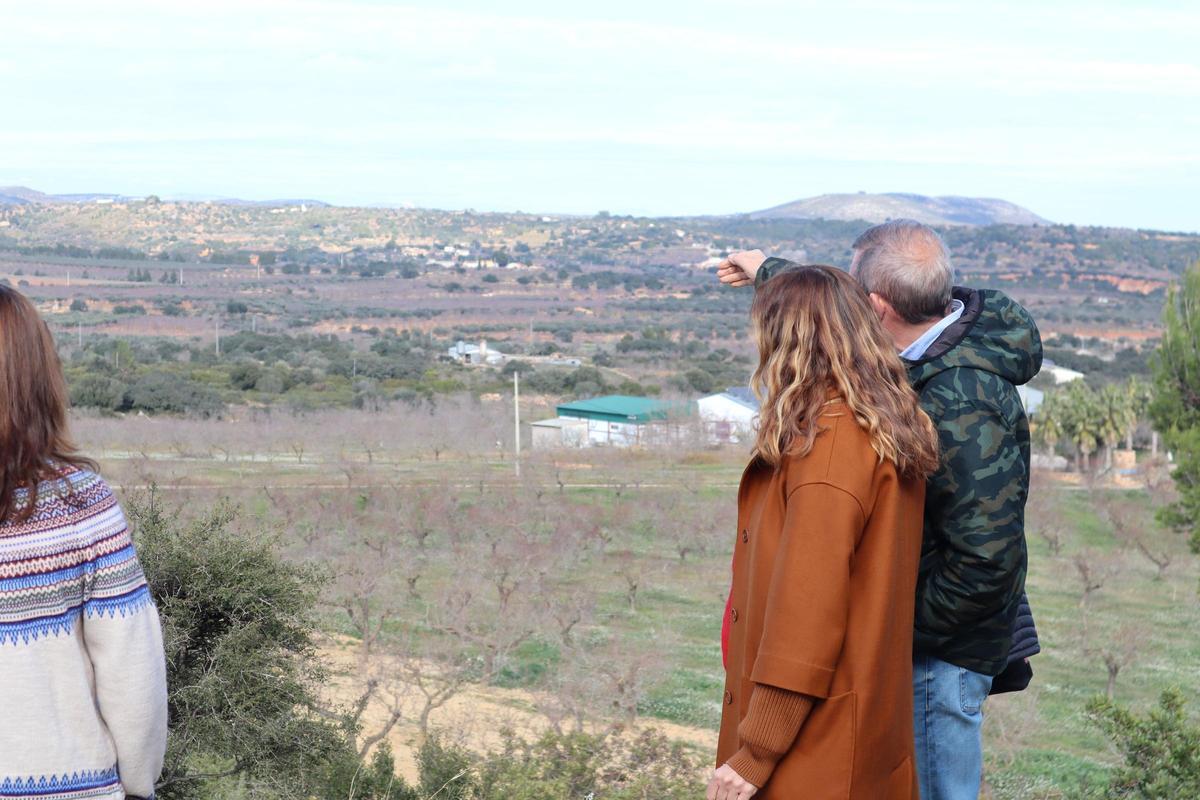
[532,395,695,448]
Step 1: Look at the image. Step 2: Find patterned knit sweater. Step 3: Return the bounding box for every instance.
[0,468,168,800]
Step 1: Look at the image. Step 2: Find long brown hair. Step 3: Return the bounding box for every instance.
[0,285,95,523]
[750,265,940,480]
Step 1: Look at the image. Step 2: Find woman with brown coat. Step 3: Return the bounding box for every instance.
[708,266,940,800]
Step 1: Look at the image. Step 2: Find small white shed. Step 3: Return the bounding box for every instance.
[697,387,758,444]
[530,417,589,449]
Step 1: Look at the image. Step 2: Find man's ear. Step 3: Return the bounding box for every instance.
[867,292,891,322]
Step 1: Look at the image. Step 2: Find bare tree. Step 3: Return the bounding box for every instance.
[329,529,402,667]
[1026,472,1069,556]
[1073,550,1120,608]
[611,550,644,612]
[1084,623,1145,700]
[1096,492,1173,580]
[549,591,596,646]
[331,669,409,759]
[982,688,1041,768]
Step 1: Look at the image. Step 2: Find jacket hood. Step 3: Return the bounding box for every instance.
[906,288,1043,390]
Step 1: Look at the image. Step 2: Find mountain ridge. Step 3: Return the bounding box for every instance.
[0,186,328,208]
[750,192,1050,226]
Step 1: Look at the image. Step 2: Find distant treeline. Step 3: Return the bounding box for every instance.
[0,238,428,275]
[63,330,444,416]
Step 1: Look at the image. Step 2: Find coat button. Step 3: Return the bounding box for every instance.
[724,690,734,705]
[742,528,749,543]
[730,607,739,623]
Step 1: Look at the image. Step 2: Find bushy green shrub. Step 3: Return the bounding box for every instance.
[228,362,263,391]
[128,371,224,416]
[131,491,350,799]
[475,729,705,800]
[1072,689,1200,799]
[70,374,128,411]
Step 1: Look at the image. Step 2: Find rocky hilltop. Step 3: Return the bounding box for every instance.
[750,192,1049,226]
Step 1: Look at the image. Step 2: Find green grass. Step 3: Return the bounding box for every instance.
[95,444,1200,799]
[984,484,1200,798]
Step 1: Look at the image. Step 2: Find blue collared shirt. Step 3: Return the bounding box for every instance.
[899,299,965,361]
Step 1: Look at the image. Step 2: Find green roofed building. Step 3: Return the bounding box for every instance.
[543,395,695,448]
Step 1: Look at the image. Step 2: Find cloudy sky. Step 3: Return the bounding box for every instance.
[2,0,1197,229]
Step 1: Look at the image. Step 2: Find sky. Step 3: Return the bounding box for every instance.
[1,0,1197,230]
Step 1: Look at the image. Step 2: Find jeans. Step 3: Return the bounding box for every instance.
[913,654,994,800]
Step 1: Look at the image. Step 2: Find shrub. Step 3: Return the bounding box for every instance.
[70,298,89,312]
[254,370,287,395]
[474,729,705,799]
[131,492,348,799]
[70,375,128,411]
[128,371,224,416]
[1072,689,1200,799]
[228,362,263,391]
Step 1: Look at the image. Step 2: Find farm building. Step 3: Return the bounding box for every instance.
[530,417,589,449]
[447,340,505,366]
[697,387,758,444]
[537,395,694,448]
[1040,359,1085,385]
[1017,385,1044,415]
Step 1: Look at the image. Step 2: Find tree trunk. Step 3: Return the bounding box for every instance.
[1106,666,1119,700]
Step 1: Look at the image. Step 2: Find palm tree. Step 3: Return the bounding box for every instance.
[1033,392,1064,457]
[1097,384,1131,471]
[1124,376,1154,450]
[1062,381,1102,473]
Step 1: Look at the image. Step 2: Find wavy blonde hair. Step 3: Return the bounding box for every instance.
[750,265,940,479]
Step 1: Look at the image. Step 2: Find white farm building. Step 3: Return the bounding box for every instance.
[531,395,694,449]
[697,387,758,444]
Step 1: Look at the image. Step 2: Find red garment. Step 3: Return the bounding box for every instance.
[722,555,734,669]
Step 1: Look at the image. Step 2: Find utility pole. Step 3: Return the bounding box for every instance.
[66,269,71,288]
[179,267,184,286]
[252,315,257,334]
[77,320,82,348]
[513,370,521,477]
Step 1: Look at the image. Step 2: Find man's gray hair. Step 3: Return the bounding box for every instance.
[851,220,955,324]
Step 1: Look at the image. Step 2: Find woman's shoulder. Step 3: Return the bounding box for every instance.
[31,465,118,523]
[780,412,882,501]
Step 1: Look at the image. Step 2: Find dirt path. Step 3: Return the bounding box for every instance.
[319,637,718,784]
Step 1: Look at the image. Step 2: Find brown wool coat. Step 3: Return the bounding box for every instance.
[717,404,926,799]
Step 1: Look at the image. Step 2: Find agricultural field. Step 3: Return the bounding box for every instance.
[4,203,1198,797]
[70,402,1200,800]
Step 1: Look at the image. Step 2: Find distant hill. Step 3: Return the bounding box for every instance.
[0,186,328,208]
[749,192,1050,226]
[0,186,52,204]
[208,198,331,208]
[0,185,135,205]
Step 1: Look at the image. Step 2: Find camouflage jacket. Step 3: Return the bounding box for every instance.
[756,258,1043,675]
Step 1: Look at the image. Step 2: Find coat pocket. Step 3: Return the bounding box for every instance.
[886,756,914,800]
[766,690,857,799]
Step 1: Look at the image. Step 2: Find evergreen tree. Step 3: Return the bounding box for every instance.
[1149,260,1200,551]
